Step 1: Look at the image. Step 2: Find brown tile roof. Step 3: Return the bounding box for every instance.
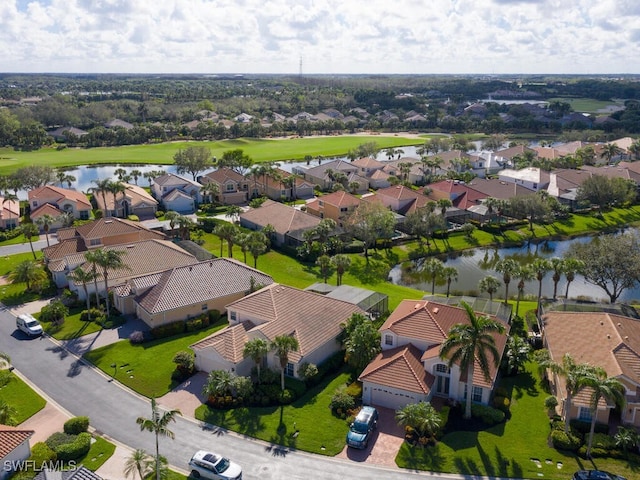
[226,284,365,362]
[495,145,537,160]
[0,425,34,457]
[190,322,254,362]
[28,185,91,209]
[466,178,531,200]
[380,300,509,388]
[201,168,245,184]
[93,183,157,211]
[30,203,63,219]
[306,190,361,209]
[240,200,320,234]
[43,237,87,261]
[0,196,20,218]
[74,218,165,242]
[376,185,422,202]
[136,258,274,314]
[351,157,386,169]
[359,343,435,394]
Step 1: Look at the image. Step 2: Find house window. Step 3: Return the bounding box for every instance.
[201,304,207,311]
[435,364,450,374]
[229,311,237,321]
[472,386,483,403]
[90,239,101,246]
[533,183,538,189]
[385,334,393,346]
[80,211,89,220]
[578,406,593,422]
[340,207,348,212]
[478,162,483,168]
[32,201,38,207]
[226,183,234,192]
[319,200,324,206]
[285,362,294,377]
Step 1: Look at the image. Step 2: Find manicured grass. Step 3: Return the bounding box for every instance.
[0,251,57,306]
[78,436,116,472]
[0,233,38,247]
[547,97,625,114]
[39,306,104,340]
[0,135,423,175]
[83,319,228,398]
[195,371,353,456]
[396,362,640,480]
[1,372,46,424]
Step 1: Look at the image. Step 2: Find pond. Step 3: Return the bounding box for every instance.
[388,233,640,303]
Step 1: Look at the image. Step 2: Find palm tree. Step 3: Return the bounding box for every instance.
[114,168,128,181]
[316,255,333,283]
[395,401,442,438]
[614,426,640,457]
[68,267,97,313]
[35,213,56,247]
[93,248,128,317]
[271,334,299,391]
[202,370,234,397]
[583,371,626,458]
[226,205,242,224]
[243,338,269,381]
[494,258,519,305]
[136,398,181,480]
[201,181,220,205]
[549,257,565,301]
[130,169,143,185]
[0,351,10,369]
[515,264,534,317]
[437,198,452,219]
[9,260,47,292]
[2,192,19,229]
[123,448,152,480]
[422,258,444,295]
[176,215,194,240]
[479,275,501,306]
[440,300,505,419]
[164,211,180,236]
[562,257,584,301]
[0,399,18,425]
[91,178,112,217]
[331,254,351,286]
[108,181,126,218]
[246,231,268,268]
[84,250,103,309]
[602,143,622,164]
[504,335,531,375]
[19,223,39,260]
[214,223,239,258]
[441,266,458,298]
[531,258,552,317]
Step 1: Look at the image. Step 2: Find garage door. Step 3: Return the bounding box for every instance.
[370,387,419,410]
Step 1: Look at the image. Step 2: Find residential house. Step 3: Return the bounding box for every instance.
[66,239,198,299]
[372,185,431,216]
[304,283,389,317]
[546,169,595,206]
[104,118,134,130]
[28,186,92,228]
[199,168,249,205]
[385,157,425,185]
[252,168,315,201]
[0,425,35,480]
[293,159,367,192]
[359,299,509,410]
[493,145,537,168]
[34,467,103,480]
[114,258,274,328]
[306,191,361,227]
[239,200,322,247]
[47,126,88,142]
[0,195,20,230]
[151,173,202,213]
[498,167,550,192]
[93,183,158,219]
[191,283,365,377]
[542,311,640,427]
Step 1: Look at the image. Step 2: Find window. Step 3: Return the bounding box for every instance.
[80,211,89,220]
[32,201,38,207]
[435,364,450,374]
[478,162,483,168]
[384,334,393,346]
[201,304,207,311]
[285,362,294,377]
[472,386,483,403]
[90,239,101,246]
[226,183,234,192]
[340,207,348,212]
[533,183,538,189]
[229,311,237,321]
[578,406,593,422]
[318,200,324,207]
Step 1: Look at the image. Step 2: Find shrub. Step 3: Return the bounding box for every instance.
[63,416,89,435]
[471,404,505,425]
[129,330,145,344]
[544,396,559,411]
[127,215,140,222]
[570,418,609,435]
[150,320,185,339]
[0,369,11,388]
[45,432,76,450]
[208,309,221,323]
[298,362,318,382]
[28,442,57,467]
[590,432,617,450]
[55,432,91,461]
[345,382,363,399]
[492,395,511,414]
[185,318,202,332]
[493,386,509,398]
[330,386,355,415]
[173,351,195,376]
[279,389,294,405]
[40,300,68,325]
[551,430,582,451]
[80,308,105,323]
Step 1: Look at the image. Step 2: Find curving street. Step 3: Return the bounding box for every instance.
[0,302,455,480]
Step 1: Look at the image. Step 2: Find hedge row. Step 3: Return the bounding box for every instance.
[150,311,219,339]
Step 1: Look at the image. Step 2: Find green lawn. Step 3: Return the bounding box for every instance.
[1,372,46,424]
[83,319,228,398]
[396,362,640,480]
[547,97,625,114]
[0,135,424,175]
[0,233,39,247]
[38,306,105,340]
[0,251,57,306]
[78,436,116,472]
[195,371,353,456]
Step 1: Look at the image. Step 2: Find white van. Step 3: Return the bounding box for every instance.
[16,313,43,337]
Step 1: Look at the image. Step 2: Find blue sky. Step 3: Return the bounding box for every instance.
[1,0,639,74]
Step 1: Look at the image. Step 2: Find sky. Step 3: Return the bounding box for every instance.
[1,0,640,75]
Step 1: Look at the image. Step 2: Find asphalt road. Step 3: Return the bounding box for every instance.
[0,303,451,480]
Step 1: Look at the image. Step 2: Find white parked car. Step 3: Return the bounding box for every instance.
[188,450,242,480]
[16,313,43,337]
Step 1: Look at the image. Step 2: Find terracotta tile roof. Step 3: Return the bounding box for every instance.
[74,218,165,242]
[201,168,245,184]
[240,200,320,234]
[359,343,435,394]
[190,322,253,362]
[466,178,531,200]
[0,196,20,218]
[582,165,640,183]
[0,425,34,457]
[380,300,509,388]
[93,183,157,211]
[136,258,274,314]
[30,203,63,219]
[307,190,361,208]
[352,157,385,169]
[376,185,422,201]
[495,145,537,159]
[163,189,193,202]
[226,284,365,362]
[28,185,91,209]
[43,237,87,261]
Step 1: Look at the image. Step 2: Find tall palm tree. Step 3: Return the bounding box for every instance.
[130,169,143,185]
[440,301,505,419]
[243,338,269,382]
[68,267,97,314]
[494,258,519,305]
[35,213,55,247]
[531,258,552,317]
[549,257,565,301]
[479,275,501,306]
[123,448,152,480]
[84,250,102,309]
[515,264,534,317]
[316,255,333,283]
[271,334,299,391]
[214,223,239,258]
[442,266,458,298]
[201,181,220,205]
[136,398,181,480]
[583,371,626,458]
[19,223,39,260]
[422,258,444,295]
[108,181,126,218]
[331,254,351,286]
[164,211,180,235]
[91,178,112,217]
[93,248,128,317]
[2,192,19,229]
[602,143,622,164]
[562,257,584,301]
[9,259,47,292]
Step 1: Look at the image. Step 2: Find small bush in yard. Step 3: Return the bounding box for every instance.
[330,386,355,416]
[471,404,505,425]
[173,351,195,377]
[64,416,89,435]
[55,432,91,461]
[551,429,582,451]
[129,330,145,344]
[40,300,68,325]
[80,308,104,323]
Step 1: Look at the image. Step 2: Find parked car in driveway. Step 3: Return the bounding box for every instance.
[346,405,378,449]
[16,313,43,337]
[573,471,627,480]
[188,450,242,480]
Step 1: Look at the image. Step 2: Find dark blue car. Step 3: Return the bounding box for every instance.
[346,406,378,449]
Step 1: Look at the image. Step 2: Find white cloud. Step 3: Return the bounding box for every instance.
[0,0,638,73]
